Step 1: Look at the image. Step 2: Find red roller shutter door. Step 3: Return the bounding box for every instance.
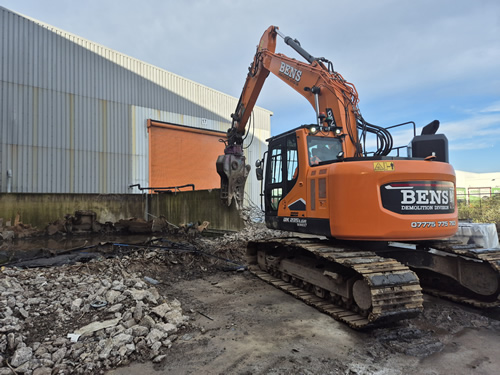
[148,120,226,190]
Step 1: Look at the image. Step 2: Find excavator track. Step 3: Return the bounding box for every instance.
[423,287,500,309]
[247,237,423,329]
[413,241,500,308]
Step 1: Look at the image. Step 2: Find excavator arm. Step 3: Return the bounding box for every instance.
[230,26,277,138]
[217,26,372,208]
[215,26,277,210]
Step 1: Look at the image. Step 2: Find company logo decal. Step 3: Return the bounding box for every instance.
[381,181,455,215]
[288,198,306,211]
[279,62,302,83]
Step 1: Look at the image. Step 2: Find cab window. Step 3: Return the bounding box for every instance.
[308,136,343,165]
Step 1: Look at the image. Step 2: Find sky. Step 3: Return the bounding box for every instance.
[1,0,499,173]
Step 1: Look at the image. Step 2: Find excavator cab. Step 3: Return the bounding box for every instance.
[260,125,346,216]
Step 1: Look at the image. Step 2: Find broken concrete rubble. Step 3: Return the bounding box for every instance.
[0,252,189,374]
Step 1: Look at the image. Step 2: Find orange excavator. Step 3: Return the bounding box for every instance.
[217,26,500,328]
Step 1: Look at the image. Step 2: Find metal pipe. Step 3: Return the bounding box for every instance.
[129,183,195,192]
[6,169,12,193]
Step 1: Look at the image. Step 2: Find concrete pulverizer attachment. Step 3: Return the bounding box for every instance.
[216,149,250,210]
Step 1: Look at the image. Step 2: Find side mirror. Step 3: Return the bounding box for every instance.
[256,167,263,181]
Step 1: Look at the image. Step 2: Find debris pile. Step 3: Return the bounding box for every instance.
[212,222,283,250]
[0,252,190,374]
[0,204,289,373]
[0,215,38,241]
[192,219,286,266]
[240,203,265,224]
[46,212,180,237]
[0,211,211,245]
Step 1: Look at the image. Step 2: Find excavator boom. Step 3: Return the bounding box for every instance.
[217,26,364,208]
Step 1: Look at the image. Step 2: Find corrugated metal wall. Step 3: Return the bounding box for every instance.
[0,7,271,205]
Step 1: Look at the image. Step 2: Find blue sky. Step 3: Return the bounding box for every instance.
[1,0,499,172]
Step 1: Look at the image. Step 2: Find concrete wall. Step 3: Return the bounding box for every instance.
[150,190,244,231]
[0,190,243,232]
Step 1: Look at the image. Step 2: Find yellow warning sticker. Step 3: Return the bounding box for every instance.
[373,162,395,171]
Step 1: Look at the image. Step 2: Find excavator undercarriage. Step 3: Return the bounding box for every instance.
[247,237,500,329]
[247,238,424,329]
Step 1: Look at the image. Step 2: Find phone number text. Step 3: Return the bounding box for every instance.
[411,221,456,228]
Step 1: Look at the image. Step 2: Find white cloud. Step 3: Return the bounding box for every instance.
[438,112,500,154]
[450,141,495,151]
[440,113,500,141]
[481,102,500,113]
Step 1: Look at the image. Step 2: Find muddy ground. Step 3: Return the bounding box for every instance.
[107,272,500,375]
[111,227,498,375]
[2,224,500,375]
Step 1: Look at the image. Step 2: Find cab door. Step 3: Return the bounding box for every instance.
[264,133,298,218]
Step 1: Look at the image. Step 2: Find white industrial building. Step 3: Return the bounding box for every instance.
[0,6,271,206]
[456,170,500,202]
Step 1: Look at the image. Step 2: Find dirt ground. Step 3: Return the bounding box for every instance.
[108,268,500,375]
[2,226,500,375]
